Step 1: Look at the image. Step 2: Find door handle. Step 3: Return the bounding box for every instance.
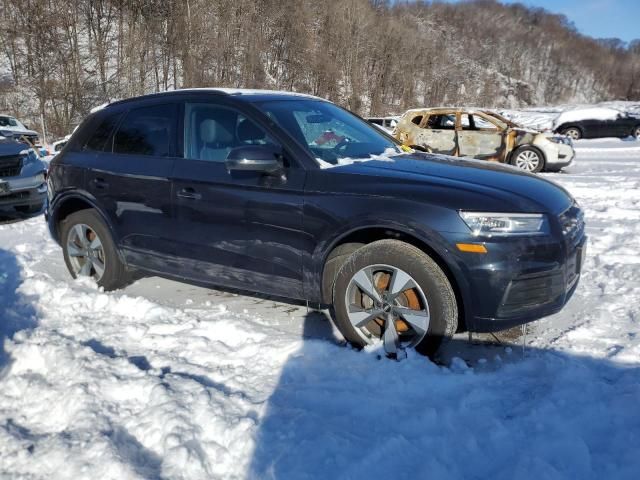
[177,187,202,200]
[92,177,108,189]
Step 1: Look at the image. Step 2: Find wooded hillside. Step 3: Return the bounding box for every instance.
[1,0,639,139]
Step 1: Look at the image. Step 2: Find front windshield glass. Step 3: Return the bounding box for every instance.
[256,99,401,167]
[485,111,519,128]
[0,116,19,127]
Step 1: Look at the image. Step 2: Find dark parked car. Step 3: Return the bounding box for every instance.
[0,138,47,216]
[0,114,40,146]
[554,108,640,140]
[46,89,586,357]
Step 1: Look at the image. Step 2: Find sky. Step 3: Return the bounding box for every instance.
[498,0,639,43]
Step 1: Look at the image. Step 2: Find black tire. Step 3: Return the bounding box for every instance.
[633,125,640,139]
[60,209,129,291]
[561,126,582,140]
[15,202,44,215]
[510,145,545,173]
[331,239,458,357]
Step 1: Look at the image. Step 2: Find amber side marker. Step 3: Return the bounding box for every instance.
[456,243,488,254]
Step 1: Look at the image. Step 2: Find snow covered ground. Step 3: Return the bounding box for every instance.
[1,138,640,479]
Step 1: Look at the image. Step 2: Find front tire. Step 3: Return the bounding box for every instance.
[561,127,582,140]
[511,146,545,173]
[331,239,458,357]
[60,209,128,291]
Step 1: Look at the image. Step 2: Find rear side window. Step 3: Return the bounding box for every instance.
[113,104,176,156]
[84,112,122,151]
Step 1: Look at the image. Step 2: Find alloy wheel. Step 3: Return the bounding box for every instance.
[344,264,430,356]
[66,223,106,281]
[564,128,581,140]
[514,150,541,172]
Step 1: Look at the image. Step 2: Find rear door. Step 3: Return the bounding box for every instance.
[86,102,180,273]
[416,112,457,155]
[170,99,307,298]
[457,113,504,160]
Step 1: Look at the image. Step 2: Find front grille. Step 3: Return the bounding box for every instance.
[0,155,23,177]
[559,203,585,247]
[0,190,29,202]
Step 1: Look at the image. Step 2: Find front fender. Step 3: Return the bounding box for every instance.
[307,214,474,328]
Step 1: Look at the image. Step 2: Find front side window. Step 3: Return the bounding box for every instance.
[113,104,176,156]
[184,103,278,162]
[256,99,400,166]
[473,115,499,130]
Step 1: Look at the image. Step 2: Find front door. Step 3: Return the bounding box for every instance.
[171,100,307,298]
[457,113,504,160]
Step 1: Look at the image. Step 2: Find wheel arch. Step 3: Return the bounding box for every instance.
[319,226,470,332]
[558,124,583,137]
[509,143,546,168]
[50,192,117,245]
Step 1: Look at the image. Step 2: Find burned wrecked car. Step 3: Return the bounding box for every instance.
[394,108,574,173]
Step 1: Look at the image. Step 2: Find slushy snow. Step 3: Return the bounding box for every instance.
[1,139,640,479]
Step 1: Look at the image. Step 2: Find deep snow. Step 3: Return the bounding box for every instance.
[1,138,640,479]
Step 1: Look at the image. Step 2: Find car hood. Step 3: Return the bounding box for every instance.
[333,153,573,215]
[0,138,28,157]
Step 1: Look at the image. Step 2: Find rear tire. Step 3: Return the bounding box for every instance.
[331,239,457,357]
[633,125,640,139]
[60,209,129,291]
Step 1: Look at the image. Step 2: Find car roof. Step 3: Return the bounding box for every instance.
[101,88,324,111]
[402,107,498,116]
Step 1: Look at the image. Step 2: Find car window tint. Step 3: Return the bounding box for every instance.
[113,104,176,156]
[84,112,123,151]
[184,103,278,162]
[0,116,18,127]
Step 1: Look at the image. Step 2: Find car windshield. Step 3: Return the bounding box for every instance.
[485,111,519,128]
[255,99,401,167]
[0,116,19,127]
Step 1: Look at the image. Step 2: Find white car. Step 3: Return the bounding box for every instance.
[0,114,40,146]
[367,116,399,133]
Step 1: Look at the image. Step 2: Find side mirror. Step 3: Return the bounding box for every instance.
[226,145,282,174]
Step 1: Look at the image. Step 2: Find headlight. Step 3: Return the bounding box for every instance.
[549,136,573,147]
[20,148,39,164]
[459,211,550,236]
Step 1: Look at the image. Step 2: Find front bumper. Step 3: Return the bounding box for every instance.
[542,142,575,170]
[0,173,47,211]
[446,208,586,332]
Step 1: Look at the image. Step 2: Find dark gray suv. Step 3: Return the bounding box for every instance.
[0,138,47,216]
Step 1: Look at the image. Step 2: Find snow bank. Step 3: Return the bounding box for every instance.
[1,143,640,479]
[317,147,402,169]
